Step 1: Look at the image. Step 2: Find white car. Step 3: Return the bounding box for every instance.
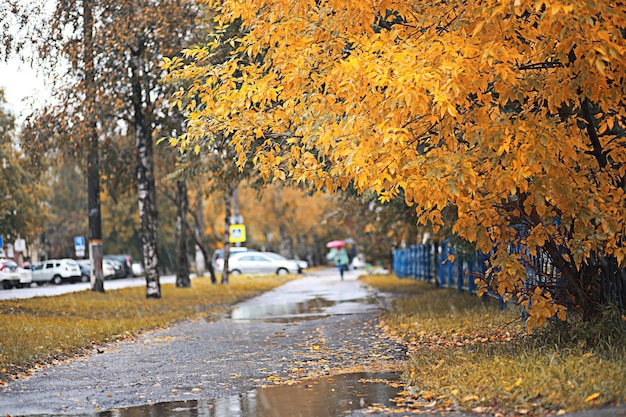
[76,259,118,280]
[0,259,32,289]
[222,251,301,276]
[262,252,308,273]
[31,259,82,285]
[212,247,249,272]
[131,261,144,277]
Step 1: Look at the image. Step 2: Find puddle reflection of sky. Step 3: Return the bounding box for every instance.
[229,297,380,322]
[99,372,403,417]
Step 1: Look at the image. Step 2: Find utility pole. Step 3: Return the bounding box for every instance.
[84,0,104,292]
[232,186,243,247]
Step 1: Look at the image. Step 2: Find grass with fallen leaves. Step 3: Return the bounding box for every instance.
[0,275,294,382]
[361,274,626,416]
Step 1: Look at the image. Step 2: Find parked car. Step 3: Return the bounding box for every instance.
[219,251,301,276]
[262,252,308,273]
[17,262,33,287]
[212,247,249,272]
[104,254,134,278]
[31,259,82,285]
[131,261,144,277]
[76,259,119,280]
[0,258,32,289]
[77,262,91,282]
[104,259,125,279]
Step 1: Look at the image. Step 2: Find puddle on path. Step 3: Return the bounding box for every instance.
[99,372,403,417]
[229,297,380,322]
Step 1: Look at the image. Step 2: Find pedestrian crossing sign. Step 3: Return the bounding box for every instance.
[229,224,246,243]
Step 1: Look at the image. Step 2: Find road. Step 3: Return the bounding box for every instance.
[0,275,179,301]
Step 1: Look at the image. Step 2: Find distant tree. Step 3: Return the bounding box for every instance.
[0,89,46,249]
[164,19,253,285]
[237,182,341,264]
[16,0,207,298]
[176,146,255,285]
[44,163,88,259]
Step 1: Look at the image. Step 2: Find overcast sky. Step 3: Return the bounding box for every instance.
[0,57,49,124]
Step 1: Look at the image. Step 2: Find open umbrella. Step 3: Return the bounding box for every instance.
[326,240,346,248]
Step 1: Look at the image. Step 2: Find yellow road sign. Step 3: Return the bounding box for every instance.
[229,224,246,243]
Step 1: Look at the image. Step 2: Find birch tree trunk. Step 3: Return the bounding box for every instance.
[130,44,160,299]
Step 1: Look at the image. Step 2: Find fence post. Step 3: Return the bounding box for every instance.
[446,255,454,288]
[467,256,475,294]
[411,245,417,279]
[413,245,419,280]
[424,243,434,282]
[419,245,425,280]
[457,259,464,293]
[439,241,446,286]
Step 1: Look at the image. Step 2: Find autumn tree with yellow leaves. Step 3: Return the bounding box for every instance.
[164,0,625,327]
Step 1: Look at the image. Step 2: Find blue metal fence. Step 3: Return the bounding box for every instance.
[393,235,625,319]
[392,241,489,294]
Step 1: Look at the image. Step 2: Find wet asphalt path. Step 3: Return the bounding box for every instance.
[0,268,409,416]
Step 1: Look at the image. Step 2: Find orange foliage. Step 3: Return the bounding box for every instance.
[164,1,626,327]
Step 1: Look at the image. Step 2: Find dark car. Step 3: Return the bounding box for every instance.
[77,263,90,282]
[104,255,134,278]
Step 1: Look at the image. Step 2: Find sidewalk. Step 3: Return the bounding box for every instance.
[1,269,408,415]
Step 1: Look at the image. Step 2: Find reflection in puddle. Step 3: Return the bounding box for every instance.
[100,372,403,417]
[230,297,379,322]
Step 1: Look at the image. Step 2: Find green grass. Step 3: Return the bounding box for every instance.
[0,275,294,382]
[361,274,626,416]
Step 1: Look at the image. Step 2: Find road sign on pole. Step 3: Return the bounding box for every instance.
[14,239,25,252]
[229,224,246,243]
[75,236,86,258]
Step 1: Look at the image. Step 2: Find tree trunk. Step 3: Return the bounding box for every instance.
[221,188,232,284]
[83,0,104,293]
[193,189,217,283]
[130,44,160,299]
[190,213,217,284]
[194,188,206,276]
[279,223,293,258]
[192,228,217,284]
[175,179,190,287]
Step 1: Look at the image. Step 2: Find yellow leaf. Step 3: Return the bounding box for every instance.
[461,394,479,402]
[595,59,606,75]
[472,21,485,37]
[585,392,600,402]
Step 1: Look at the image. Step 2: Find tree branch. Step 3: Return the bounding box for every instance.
[581,97,607,169]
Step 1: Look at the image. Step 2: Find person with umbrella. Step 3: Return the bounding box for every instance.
[326,240,350,280]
